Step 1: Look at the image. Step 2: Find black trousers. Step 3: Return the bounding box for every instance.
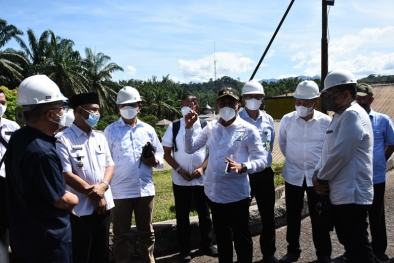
[71,210,111,263]
[249,167,276,256]
[369,182,387,255]
[172,183,213,253]
[333,204,374,263]
[210,198,252,263]
[284,180,332,257]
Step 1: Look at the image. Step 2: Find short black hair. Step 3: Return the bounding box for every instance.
[181,94,198,105]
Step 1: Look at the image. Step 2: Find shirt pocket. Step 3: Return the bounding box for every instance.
[95,146,106,167]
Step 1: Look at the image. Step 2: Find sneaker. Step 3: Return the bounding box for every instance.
[199,245,218,257]
[262,255,280,263]
[374,253,390,263]
[179,252,191,262]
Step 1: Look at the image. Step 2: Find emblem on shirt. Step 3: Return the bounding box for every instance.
[76,157,83,168]
[264,130,271,151]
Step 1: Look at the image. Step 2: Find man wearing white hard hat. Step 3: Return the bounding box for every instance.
[5,75,79,262]
[313,69,374,262]
[104,86,164,263]
[278,80,332,263]
[239,80,278,263]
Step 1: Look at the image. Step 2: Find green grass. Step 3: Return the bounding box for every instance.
[151,163,285,223]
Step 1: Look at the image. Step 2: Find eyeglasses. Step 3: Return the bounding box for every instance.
[81,107,100,114]
[120,103,139,108]
[45,105,69,114]
[243,94,264,100]
[323,90,344,98]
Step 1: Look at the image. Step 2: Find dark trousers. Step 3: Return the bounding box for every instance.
[249,167,276,256]
[284,180,332,257]
[210,198,252,263]
[173,183,213,253]
[369,182,387,255]
[333,204,374,263]
[21,241,72,263]
[71,211,111,263]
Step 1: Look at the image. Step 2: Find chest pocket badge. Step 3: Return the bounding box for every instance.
[72,146,84,168]
[264,130,271,151]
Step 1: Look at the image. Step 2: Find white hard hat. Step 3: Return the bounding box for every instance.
[293,80,320,99]
[64,109,74,127]
[117,86,142,104]
[242,80,265,95]
[323,69,357,92]
[17,75,67,106]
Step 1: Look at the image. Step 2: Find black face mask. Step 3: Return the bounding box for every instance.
[358,102,370,111]
[322,96,340,111]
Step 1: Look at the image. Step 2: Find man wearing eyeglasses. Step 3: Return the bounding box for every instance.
[56,93,115,263]
[239,80,279,263]
[184,87,267,263]
[313,69,374,263]
[5,75,79,262]
[104,86,164,263]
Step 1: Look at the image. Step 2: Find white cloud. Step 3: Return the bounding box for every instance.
[266,50,276,58]
[178,52,255,82]
[170,76,184,83]
[290,44,304,49]
[289,26,394,78]
[126,66,137,76]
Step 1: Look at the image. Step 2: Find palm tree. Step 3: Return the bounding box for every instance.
[0,19,28,86]
[82,47,123,113]
[42,32,89,97]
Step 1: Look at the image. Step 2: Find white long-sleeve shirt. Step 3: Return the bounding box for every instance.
[56,124,115,216]
[161,118,208,186]
[316,101,374,205]
[0,117,20,177]
[184,116,267,204]
[104,118,164,199]
[278,110,331,187]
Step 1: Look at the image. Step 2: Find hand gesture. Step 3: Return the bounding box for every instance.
[178,169,193,181]
[87,183,106,201]
[94,198,107,215]
[191,167,203,179]
[184,102,198,129]
[312,176,330,196]
[142,151,159,167]
[226,157,243,174]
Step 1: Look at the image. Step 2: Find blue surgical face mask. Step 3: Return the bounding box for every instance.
[81,108,100,127]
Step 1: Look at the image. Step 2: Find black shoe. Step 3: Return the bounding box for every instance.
[317,256,334,263]
[199,245,218,257]
[342,252,347,261]
[179,252,191,262]
[374,253,390,263]
[280,252,300,263]
[262,255,280,263]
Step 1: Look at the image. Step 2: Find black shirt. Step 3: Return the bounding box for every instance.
[5,125,71,257]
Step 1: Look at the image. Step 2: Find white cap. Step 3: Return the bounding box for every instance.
[117,86,142,104]
[242,80,265,95]
[323,69,357,92]
[293,80,320,99]
[17,75,67,109]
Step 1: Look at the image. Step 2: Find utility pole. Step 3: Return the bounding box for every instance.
[321,0,331,114]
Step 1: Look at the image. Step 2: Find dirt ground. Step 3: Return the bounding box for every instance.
[151,169,394,263]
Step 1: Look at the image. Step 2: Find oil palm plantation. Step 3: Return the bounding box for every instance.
[82,47,123,113]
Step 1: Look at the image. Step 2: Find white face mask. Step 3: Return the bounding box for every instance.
[0,105,6,117]
[120,106,138,119]
[245,99,261,111]
[295,103,314,118]
[219,107,236,122]
[52,111,67,129]
[181,106,191,117]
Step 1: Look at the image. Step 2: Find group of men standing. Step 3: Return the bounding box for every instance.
[0,68,393,263]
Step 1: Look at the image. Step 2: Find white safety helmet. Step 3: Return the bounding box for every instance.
[323,69,357,92]
[64,109,74,127]
[117,86,142,104]
[17,75,67,108]
[242,80,265,95]
[293,80,320,99]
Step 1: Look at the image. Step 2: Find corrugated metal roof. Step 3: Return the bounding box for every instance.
[271,83,394,164]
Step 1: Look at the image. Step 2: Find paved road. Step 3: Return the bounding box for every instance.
[153,169,394,263]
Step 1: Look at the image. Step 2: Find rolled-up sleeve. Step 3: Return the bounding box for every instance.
[244,127,267,173]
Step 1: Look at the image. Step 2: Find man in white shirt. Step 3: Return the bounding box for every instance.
[313,69,374,263]
[239,80,278,263]
[56,93,115,263]
[184,87,267,263]
[162,94,217,262]
[278,81,332,263]
[104,86,164,263]
[0,89,20,252]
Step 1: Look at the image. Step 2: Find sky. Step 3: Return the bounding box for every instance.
[1,0,394,84]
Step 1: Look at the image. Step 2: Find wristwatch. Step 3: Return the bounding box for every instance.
[101,180,110,191]
[240,163,247,174]
[175,167,182,174]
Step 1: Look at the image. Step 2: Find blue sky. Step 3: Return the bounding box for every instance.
[1,0,394,83]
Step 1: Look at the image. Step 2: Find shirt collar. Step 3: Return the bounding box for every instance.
[70,123,91,137]
[241,108,262,121]
[117,117,143,128]
[25,125,57,144]
[218,115,242,127]
[336,101,355,115]
[295,110,317,121]
[368,108,376,119]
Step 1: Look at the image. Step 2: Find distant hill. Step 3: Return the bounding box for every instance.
[259,75,320,83]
